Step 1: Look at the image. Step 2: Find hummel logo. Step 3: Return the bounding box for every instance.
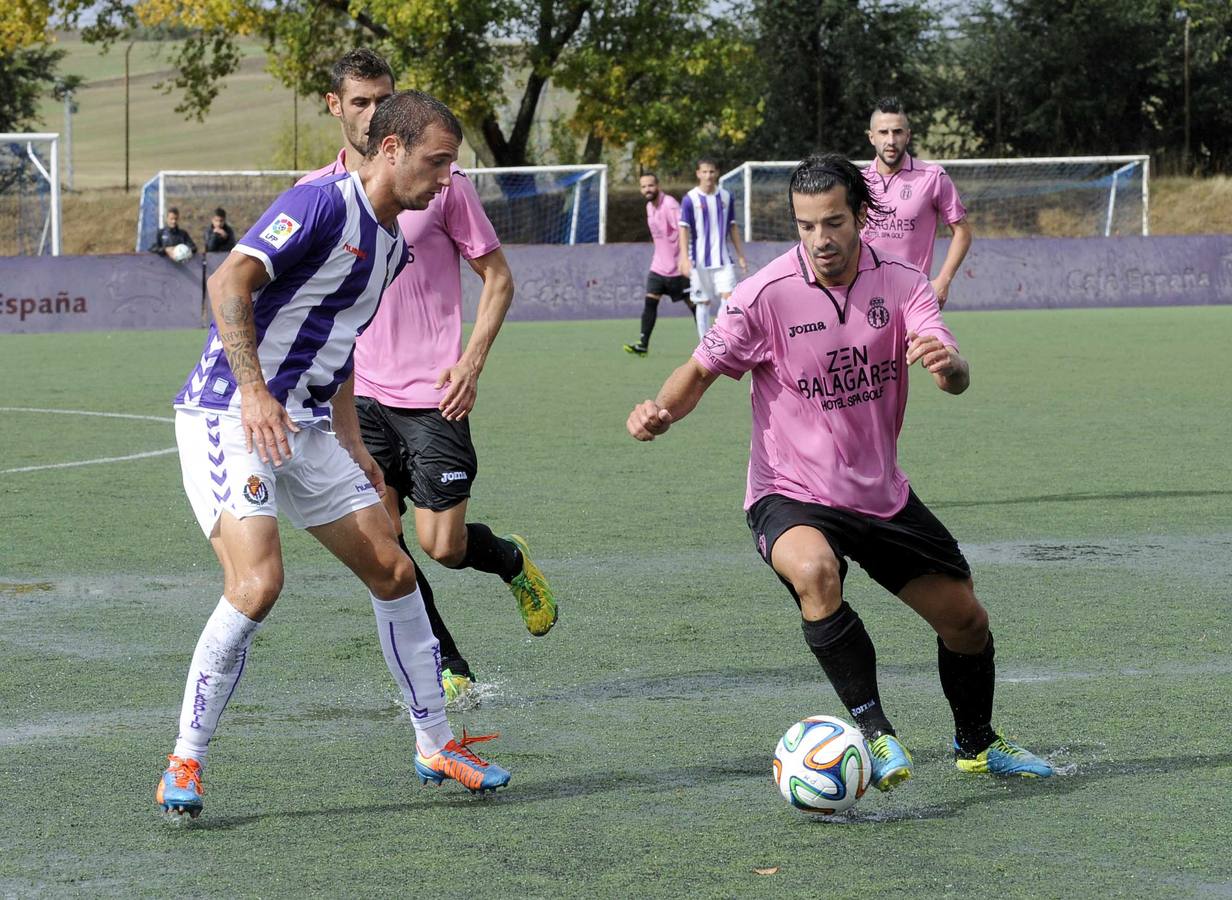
[343,242,367,260]
[440,471,468,484]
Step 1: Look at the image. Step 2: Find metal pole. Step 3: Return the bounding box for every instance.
[125,41,134,193]
[743,164,753,242]
[598,165,607,244]
[49,136,61,255]
[63,91,73,191]
[1183,16,1191,173]
[293,88,299,170]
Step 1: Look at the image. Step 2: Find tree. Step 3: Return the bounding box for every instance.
[55,0,759,169]
[743,0,946,161]
[0,44,73,134]
[555,1,763,169]
[952,0,1175,158]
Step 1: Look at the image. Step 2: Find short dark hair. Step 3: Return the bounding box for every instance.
[330,49,395,96]
[640,172,659,182]
[788,153,889,227]
[364,90,463,158]
[213,207,226,219]
[696,156,719,169]
[871,96,910,128]
[167,206,179,216]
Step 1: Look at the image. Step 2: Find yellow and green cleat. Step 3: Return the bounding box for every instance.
[441,667,476,707]
[954,734,1054,777]
[505,534,558,636]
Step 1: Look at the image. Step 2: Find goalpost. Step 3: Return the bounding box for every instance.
[136,164,607,251]
[0,133,61,256]
[720,156,1150,242]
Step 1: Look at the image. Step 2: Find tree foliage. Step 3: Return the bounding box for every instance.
[743,0,945,161]
[49,0,760,169]
[0,43,69,133]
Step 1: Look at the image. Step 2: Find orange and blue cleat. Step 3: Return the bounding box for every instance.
[414,730,511,794]
[156,754,204,818]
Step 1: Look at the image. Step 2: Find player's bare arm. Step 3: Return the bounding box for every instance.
[627,358,720,441]
[331,374,386,497]
[435,247,514,421]
[677,224,692,277]
[906,331,970,395]
[931,217,973,308]
[208,252,300,465]
[729,222,749,273]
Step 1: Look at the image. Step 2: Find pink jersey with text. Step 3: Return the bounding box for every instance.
[692,242,956,518]
[353,164,500,408]
[861,154,966,276]
[647,193,682,277]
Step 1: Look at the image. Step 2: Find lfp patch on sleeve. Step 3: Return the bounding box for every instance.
[259,213,302,248]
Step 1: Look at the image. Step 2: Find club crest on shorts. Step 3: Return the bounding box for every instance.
[867,296,890,329]
[242,474,270,505]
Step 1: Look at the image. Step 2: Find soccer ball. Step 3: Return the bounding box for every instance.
[171,243,193,262]
[773,715,872,815]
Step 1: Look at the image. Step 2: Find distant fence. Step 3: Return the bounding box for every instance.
[2,237,1230,333]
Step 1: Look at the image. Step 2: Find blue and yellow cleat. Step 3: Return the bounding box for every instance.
[505,534,558,636]
[868,733,913,792]
[954,734,1054,777]
[156,754,204,818]
[414,730,511,794]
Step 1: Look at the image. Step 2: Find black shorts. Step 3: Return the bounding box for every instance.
[645,272,691,302]
[746,490,971,596]
[355,397,478,513]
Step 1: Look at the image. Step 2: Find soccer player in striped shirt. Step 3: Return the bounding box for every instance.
[157,91,511,820]
[629,154,1052,790]
[862,97,973,308]
[678,157,748,338]
[300,50,558,709]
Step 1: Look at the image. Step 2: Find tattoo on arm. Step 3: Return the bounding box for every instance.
[217,295,263,387]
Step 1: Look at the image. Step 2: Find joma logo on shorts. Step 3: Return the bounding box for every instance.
[440,471,468,484]
[788,320,827,338]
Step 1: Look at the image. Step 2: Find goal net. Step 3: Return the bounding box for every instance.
[136,164,607,251]
[0,133,61,256]
[720,156,1149,243]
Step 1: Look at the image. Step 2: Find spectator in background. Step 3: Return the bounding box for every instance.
[149,207,197,261]
[204,208,236,253]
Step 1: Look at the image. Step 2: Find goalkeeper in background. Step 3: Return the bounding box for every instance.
[299,49,559,707]
[149,207,197,261]
[862,97,972,308]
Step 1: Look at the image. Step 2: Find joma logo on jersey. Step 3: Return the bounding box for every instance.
[788,320,827,338]
[259,212,301,248]
[440,471,468,484]
[343,242,368,260]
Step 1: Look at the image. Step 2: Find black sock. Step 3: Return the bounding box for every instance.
[397,534,467,673]
[937,633,997,755]
[638,297,659,346]
[801,602,894,738]
[454,523,521,582]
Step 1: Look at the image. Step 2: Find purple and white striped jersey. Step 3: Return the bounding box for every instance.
[174,171,407,422]
[679,186,736,269]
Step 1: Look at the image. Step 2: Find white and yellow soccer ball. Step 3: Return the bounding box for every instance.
[773,715,871,815]
[171,243,193,262]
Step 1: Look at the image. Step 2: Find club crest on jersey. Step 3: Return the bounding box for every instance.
[259,212,301,248]
[900,185,913,200]
[242,475,270,505]
[867,296,890,329]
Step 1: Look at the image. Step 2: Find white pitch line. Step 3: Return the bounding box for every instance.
[0,406,177,474]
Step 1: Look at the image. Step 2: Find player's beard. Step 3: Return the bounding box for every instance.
[877,145,903,170]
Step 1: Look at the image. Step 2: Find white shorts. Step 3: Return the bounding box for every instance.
[690,264,738,304]
[175,409,381,536]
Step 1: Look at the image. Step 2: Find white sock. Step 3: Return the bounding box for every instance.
[695,302,712,338]
[172,596,260,766]
[370,589,452,757]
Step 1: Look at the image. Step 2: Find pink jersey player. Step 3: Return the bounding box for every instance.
[692,241,954,517]
[627,153,1054,785]
[862,100,973,308]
